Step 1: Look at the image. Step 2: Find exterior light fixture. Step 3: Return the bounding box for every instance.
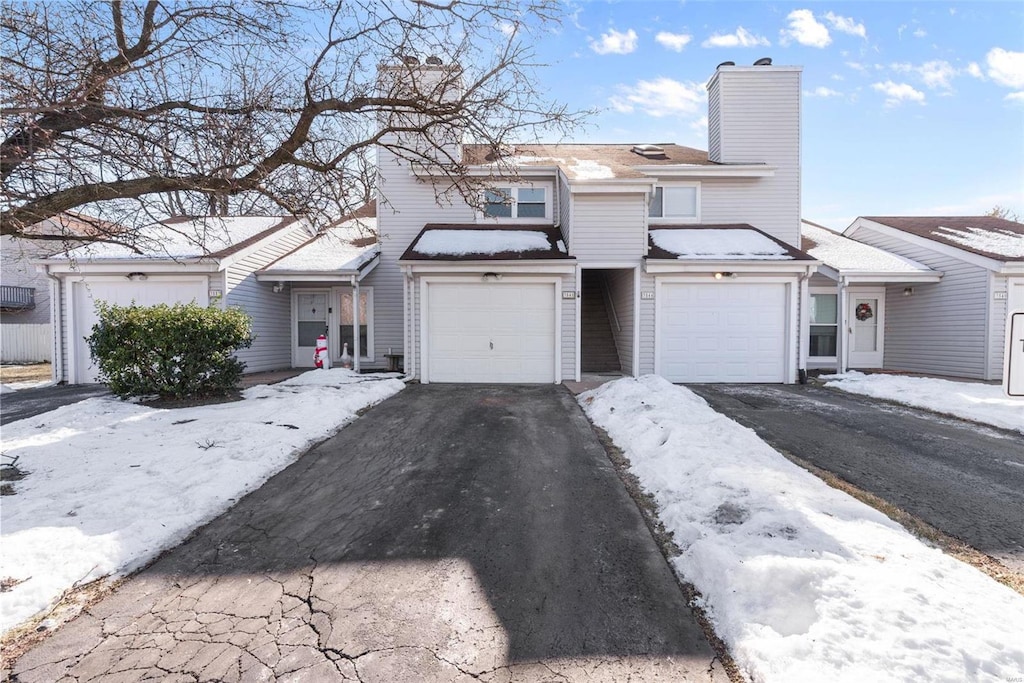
[713,272,735,280]
[482,272,502,282]
[126,272,148,281]
[273,282,285,293]
[903,287,914,297]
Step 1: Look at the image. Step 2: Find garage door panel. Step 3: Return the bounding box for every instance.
[427,281,556,383]
[72,278,209,383]
[659,282,787,383]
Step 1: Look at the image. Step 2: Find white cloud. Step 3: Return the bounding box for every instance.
[804,86,843,98]
[589,28,638,55]
[918,60,958,89]
[655,31,692,52]
[986,47,1024,89]
[610,77,706,117]
[872,80,926,106]
[846,61,868,73]
[1007,92,1024,104]
[913,28,927,38]
[690,115,709,133]
[889,60,959,90]
[701,26,770,48]
[497,21,516,37]
[781,9,831,48]
[824,12,867,39]
[966,62,984,79]
[831,73,845,81]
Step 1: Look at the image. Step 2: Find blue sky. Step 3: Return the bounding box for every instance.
[523,1,1024,230]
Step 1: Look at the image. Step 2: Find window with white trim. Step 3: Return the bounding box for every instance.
[649,183,700,222]
[480,183,552,222]
[339,288,373,360]
[809,292,838,358]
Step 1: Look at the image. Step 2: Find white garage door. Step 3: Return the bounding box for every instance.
[426,281,556,383]
[658,282,788,383]
[71,278,209,383]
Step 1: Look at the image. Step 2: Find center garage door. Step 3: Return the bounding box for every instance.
[658,282,788,383]
[426,281,556,383]
[71,278,209,383]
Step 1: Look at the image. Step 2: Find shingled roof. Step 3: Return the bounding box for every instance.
[860,216,1024,262]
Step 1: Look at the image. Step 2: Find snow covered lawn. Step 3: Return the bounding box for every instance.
[0,369,403,635]
[823,371,1023,434]
[580,376,1024,683]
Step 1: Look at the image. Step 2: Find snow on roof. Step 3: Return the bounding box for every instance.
[53,216,300,261]
[413,229,558,257]
[262,219,378,273]
[802,222,934,274]
[649,228,794,260]
[933,225,1024,258]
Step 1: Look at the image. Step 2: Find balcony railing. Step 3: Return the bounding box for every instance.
[0,285,36,310]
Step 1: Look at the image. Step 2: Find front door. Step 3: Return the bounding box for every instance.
[293,290,329,367]
[848,290,885,368]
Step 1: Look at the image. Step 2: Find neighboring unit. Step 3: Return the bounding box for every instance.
[842,216,1024,380]
[801,220,941,373]
[1,213,113,363]
[38,213,378,384]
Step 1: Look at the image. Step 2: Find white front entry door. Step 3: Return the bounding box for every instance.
[848,290,885,368]
[657,282,788,383]
[425,281,556,383]
[293,290,329,368]
[71,278,209,383]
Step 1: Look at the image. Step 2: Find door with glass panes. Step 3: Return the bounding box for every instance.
[293,290,329,367]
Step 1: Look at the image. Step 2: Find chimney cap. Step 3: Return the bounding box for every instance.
[753,57,772,66]
[717,61,736,69]
[425,55,443,66]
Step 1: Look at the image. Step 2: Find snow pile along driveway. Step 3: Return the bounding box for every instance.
[580,376,1024,683]
[0,369,404,634]
[823,371,1024,434]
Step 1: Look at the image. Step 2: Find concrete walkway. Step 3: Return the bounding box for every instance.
[11,385,721,682]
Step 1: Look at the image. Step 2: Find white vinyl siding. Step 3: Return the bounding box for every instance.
[225,228,310,372]
[637,271,657,375]
[371,145,477,371]
[558,172,572,252]
[0,324,51,363]
[705,69,801,247]
[1,235,58,325]
[561,270,577,380]
[571,194,647,261]
[851,226,992,379]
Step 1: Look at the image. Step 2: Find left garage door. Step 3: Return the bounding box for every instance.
[426,281,556,383]
[71,278,209,383]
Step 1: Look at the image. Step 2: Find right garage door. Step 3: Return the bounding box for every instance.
[658,282,788,383]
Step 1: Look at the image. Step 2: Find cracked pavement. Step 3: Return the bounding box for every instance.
[9,385,722,681]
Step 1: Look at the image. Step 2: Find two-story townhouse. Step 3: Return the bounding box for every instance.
[360,58,818,384]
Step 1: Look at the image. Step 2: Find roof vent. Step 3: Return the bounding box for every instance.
[754,57,772,66]
[402,55,420,66]
[425,55,443,65]
[631,144,666,159]
[717,61,735,69]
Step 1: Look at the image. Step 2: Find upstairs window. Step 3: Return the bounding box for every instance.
[481,184,551,222]
[649,183,700,222]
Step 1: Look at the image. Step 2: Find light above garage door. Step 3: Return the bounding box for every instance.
[425,281,556,383]
[658,282,788,383]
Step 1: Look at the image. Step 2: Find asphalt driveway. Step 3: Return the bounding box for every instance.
[0,383,109,425]
[689,383,1024,572]
[12,384,721,682]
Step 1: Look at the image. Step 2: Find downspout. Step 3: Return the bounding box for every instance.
[403,265,416,380]
[44,266,63,383]
[798,268,811,384]
[351,274,361,373]
[838,276,849,374]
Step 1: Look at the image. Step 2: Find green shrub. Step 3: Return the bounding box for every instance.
[86,302,254,399]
